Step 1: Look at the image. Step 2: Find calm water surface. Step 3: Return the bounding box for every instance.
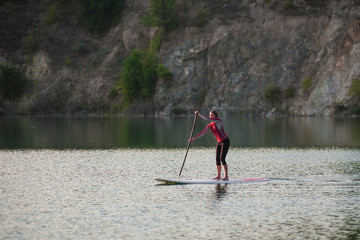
[1,116,360,239]
[1,148,360,239]
[0,116,360,149]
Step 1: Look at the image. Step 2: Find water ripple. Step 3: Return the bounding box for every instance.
[1,148,359,239]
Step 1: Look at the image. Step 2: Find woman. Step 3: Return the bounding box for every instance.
[189,110,230,180]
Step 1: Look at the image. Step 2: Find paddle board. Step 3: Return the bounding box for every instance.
[155,178,270,185]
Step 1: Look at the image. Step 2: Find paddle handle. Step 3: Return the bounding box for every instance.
[178,114,197,179]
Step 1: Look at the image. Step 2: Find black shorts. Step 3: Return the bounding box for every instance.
[216,138,230,166]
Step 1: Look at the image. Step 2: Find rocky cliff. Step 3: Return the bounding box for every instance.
[1,0,360,117]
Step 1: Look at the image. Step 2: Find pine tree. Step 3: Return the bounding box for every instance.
[142,0,179,31]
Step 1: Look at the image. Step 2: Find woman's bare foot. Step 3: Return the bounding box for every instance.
[212,176,221,180]
[221,177,229,181]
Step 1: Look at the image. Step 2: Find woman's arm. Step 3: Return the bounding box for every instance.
[190,125,210,142]
[197,112,223,131]
[197,112,221,124]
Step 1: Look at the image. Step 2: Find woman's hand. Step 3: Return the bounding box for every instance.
[189,138,195,143]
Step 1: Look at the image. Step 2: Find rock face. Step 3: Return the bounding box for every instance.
[1,0,360,116]
[153,0,360,116]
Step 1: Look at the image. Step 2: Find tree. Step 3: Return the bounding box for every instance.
[142,0,179,31]
[140,50,158,98]
[119,51,143,102]
[119,50,160,102]
[264,86,282,104]
[0,62,32,101]
[78,0,125,34]
[116,31,172,103]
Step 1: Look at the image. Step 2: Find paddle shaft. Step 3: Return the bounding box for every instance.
[178,115,197,179]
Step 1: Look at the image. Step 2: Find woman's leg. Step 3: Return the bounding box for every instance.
[214,165,222,180]
[213,143,222,180]
[220,139,230,180]
[222,165,228,180]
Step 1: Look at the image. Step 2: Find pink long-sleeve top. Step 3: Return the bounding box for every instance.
[193,113,229,142]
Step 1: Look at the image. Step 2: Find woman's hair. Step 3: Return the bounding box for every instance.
[210,110,218,118]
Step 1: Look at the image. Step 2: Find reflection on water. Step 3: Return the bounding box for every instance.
[214,184,228,200]
[0,116,359,149]
[0,148,359,239]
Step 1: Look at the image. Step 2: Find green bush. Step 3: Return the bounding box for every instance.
[22,30,35,54]
[156,64,172,79]
[116,29,172,103]
[350,78,360,97]
[142,0,179,31]
[141,50,158,98]
[194,9,208,27]
[0,62,32,101]
[284,87,295,98]
[150,30,163,51]
[42,5,58,25]
[171,107,186,115]
[117,49,173,103]
[118,49,161,101]
[65,58,71,66]
[118,50,143,102]
[302,77,313,92]
[78,0,125,34]
[351,107,360,115]
[264,86,282,104]
[108,88,118,100]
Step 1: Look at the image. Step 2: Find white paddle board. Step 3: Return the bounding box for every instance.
[155,178,270,185]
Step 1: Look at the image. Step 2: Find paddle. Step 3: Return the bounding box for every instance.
[178,114,197,179]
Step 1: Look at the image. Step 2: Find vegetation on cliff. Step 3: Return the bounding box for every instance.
[0,0,359,117]
[78,0,125,34]
[142,0,179,31]
[0,62,32,101]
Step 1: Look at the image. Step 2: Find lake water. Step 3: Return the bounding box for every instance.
[1,117,360,239]
[0,116,360,149]
[1,148,359,239]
